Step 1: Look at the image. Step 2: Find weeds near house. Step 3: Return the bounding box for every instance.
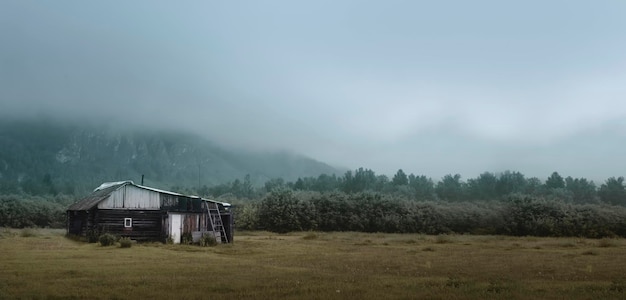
[181,232,193,245]
[199,234,217,247]
[86,229,99,243]
[98,233,116,246]
[119,237,132,248]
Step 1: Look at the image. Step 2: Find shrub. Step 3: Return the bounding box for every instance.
[119,237,132,248]
[435,234,452,244]
[199,234,217,247]
[86,229,99,243]
[598,238,619,248]
[99,233,117,246]
[302,232,318,240]
[181,232,193,245]
[20,228,37,237]
[235,202,260,230]
[165,236,174,244]
[258,189,303,233]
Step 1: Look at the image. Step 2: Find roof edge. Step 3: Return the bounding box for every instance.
[94,180,134,192]
[92,180,231,207]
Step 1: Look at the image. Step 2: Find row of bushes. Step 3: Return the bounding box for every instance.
[97,233,133,248]
[0,195,69,228]
[236,190,626,238]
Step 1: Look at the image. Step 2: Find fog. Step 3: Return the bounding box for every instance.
[2,1,626,181]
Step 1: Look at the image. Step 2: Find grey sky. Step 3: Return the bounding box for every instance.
[2,1,626,181]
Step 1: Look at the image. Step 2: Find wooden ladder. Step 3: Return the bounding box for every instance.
[206,202,228,244]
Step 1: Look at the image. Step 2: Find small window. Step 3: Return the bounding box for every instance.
[124,218,132,228]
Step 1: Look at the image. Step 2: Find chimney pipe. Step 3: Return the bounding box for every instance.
[141,174,144,185]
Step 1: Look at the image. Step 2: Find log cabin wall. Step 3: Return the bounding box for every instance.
[67,210,91,236]
[94,209,163,241]
[67,181,233,243]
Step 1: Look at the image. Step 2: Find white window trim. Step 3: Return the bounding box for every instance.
[124,218,132,228]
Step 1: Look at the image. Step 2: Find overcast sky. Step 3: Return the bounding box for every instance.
[2,1,626,181]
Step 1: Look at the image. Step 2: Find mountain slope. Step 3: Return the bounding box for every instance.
[0,119,341,195]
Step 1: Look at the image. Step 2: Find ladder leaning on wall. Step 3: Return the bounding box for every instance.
[205,202,229,243]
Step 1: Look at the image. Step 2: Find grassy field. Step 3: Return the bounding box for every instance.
[1,228,625,299]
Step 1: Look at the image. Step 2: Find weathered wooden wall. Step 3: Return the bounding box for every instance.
[222,213,234,243]
[94,209,164,241]
[69,209,232,243]
[67,210,92,236]
[98,185,160,210]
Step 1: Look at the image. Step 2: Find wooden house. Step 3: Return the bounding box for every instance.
[66,181,233,244]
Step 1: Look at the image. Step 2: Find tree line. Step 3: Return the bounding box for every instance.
[0,194,70,228]
[3,167,626,237]
[209,169,625,206]
[226,169,626,238]
[5,168,624,206]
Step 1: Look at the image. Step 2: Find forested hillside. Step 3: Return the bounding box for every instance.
[3,119,626,239]
[0,119,340,196]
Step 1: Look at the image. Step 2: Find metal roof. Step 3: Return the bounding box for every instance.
[67,182,126,211]
[67,181,230,211]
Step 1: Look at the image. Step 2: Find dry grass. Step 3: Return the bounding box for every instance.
[1,228,626,299]
[598,238,621,248]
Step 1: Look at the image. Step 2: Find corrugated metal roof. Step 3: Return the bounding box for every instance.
[67,182,126,211]
[94,180,134,192]
[133,183,231,206]
[67,181,230,211]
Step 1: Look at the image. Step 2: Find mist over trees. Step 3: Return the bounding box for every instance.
[0,119,340,197]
